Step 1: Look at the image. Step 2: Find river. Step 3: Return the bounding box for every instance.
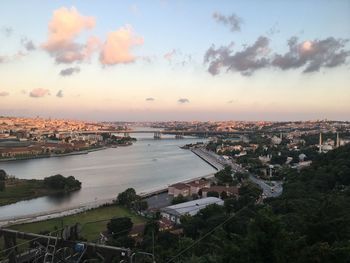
[0,131,215,220]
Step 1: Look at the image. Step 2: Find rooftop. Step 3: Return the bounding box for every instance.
[161,197,224,217]
[202,186,239,195]
[169,183,190,190]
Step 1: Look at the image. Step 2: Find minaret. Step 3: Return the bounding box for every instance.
[280,132,283,140]
[336,132,340,148]
[319,132,322,153]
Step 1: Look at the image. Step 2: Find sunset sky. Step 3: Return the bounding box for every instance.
[0,0,349,121]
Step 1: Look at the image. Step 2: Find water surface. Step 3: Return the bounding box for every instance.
[0,132,214,220]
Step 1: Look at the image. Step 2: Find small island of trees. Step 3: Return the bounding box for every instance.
[0,170,82,206]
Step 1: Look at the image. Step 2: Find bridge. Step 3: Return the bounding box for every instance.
[52,130,255,139]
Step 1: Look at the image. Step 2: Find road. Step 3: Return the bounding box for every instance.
[248,175,283,198]
[228,160,283,198]
[193,147,283,198]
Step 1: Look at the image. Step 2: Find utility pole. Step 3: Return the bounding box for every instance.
[152,230,155,260]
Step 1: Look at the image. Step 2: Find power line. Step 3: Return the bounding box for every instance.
[165,212,237,263]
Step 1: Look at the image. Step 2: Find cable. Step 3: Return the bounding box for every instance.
[165,212,238,263]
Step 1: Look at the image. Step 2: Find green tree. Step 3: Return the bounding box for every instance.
[107,217,133,238]
[133,199,148,212]
[245,207,287,263]
[235,172,249,182]
[215,166,233,185]
[144,219,159,236]
[43,174,81,190]
[117,188,138,207]
[0,169,6,181]
[239,182,262,204]
[220,191,228,199]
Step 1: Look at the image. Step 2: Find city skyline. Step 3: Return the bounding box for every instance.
[1,0,350,121]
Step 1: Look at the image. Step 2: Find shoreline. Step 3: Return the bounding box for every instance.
[0,143,214,227]
[0,145,124,163]
[0,172,215,227]
[0,186,82,208]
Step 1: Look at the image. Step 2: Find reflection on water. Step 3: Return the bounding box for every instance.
[0,132,215,220]
[45,191,80,205]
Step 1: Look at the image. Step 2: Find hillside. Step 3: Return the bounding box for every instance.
[142,145,350,262]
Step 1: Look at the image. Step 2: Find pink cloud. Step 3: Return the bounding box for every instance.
[99,25,144,65]
[164,49,176,61]
[0,91,9,97]
[42,7,98,64]
[29,88,50,98]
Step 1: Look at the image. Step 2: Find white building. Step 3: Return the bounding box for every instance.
[160,197,224,224]
[271,135,282,145]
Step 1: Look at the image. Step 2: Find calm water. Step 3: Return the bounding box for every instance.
[0,132,214,220]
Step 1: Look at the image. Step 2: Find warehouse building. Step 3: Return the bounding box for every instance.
[160,197,224,224]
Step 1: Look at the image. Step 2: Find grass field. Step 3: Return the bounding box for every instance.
[9,205,145,241]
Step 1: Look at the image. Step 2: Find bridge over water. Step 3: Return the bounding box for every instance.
[57,130,255,139]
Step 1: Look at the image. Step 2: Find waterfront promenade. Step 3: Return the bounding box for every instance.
[191,148,227,170]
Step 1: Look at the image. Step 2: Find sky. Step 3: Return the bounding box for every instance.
[0,0,350,121]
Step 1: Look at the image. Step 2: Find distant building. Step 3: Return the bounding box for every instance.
[168,179,211,197]
[201,185,238,198]
[235,151,247,157]
[286,157,293,164]
[271,135,282,145]
[0,145,43,157]
[295,160,312,169]
[160,197,224,224]
[298,153,307,161]
[168,183,191,197]
[340,139,350,146]
[186,179,211,196]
